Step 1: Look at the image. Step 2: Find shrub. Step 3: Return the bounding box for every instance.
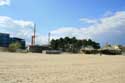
[8,42,21,52]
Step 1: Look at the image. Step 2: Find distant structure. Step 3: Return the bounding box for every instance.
[29,24,43,53]
[48,32,51,45]
[80,46,98,54]
[31,24,36,46]
[0,33,10,47]
[10,37,26,49]
[0,33,26,49]
[99,44,122,55]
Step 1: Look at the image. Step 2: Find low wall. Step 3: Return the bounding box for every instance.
[0,47,8,52]
[29,46,42,53]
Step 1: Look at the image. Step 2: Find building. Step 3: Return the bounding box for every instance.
[10,37,26,49]
[0,33,10,47]
[0,33,26,49]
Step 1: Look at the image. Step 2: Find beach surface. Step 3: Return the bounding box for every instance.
[0,52,125,83]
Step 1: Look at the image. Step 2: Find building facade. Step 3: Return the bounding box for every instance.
[0,33,26,49]
[0,33,10,47]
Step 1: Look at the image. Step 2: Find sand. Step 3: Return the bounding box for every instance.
[0,52,125,83]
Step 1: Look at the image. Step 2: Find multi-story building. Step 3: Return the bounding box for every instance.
[0,33,10,47]
[0,33,26,49]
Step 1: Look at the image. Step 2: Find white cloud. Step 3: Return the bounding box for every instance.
[80,18,98,24]
[14,20,34,28]
[35,35,48,45]
[0,16,49,45]
[0,0,10,6]
[0,16,35,45]
[103,11,114,17]
[51,11,125,45]
[1,11,125,46]
[0,16,34,28]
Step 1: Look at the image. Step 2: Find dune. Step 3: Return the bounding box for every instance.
[0,52,125,83]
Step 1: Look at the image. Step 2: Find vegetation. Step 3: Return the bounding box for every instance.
[8,42,21,52]
[50,37,100,53]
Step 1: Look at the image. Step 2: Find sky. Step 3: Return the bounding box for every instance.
[0,0,125,46]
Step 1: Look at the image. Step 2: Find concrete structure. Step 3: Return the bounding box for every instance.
[46,50,62,54]
[29,45,42,53]
[31,24,36,46]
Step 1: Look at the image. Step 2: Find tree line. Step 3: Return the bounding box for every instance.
[50,37,100,53]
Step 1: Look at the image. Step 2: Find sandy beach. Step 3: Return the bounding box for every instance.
[0,52,125,83]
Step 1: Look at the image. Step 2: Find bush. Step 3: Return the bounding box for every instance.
[8,42,21,52]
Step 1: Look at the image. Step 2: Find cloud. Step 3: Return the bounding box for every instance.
[0,16,34,28]
[0,16,34,45]
[80,18,98,24]
[1,11,125,46]
[35,35,49,45]
[103,11,114,17]
[51,11,125,45]
[0,16,49,45]
[0,0,10,6]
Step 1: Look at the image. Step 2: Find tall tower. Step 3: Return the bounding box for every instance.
[48,32,51,45]
[31,24,36,46]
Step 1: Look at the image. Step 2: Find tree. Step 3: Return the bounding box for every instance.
[8,42,21,52]
[50,37,100,53]
[87,39,100,49]
[50,39,57,50]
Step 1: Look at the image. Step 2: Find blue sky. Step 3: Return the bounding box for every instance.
[0,0,125,45]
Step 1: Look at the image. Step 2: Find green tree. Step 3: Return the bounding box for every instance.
[50,37,100,53]
[87,39,100,49]
[8,42,21,52]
